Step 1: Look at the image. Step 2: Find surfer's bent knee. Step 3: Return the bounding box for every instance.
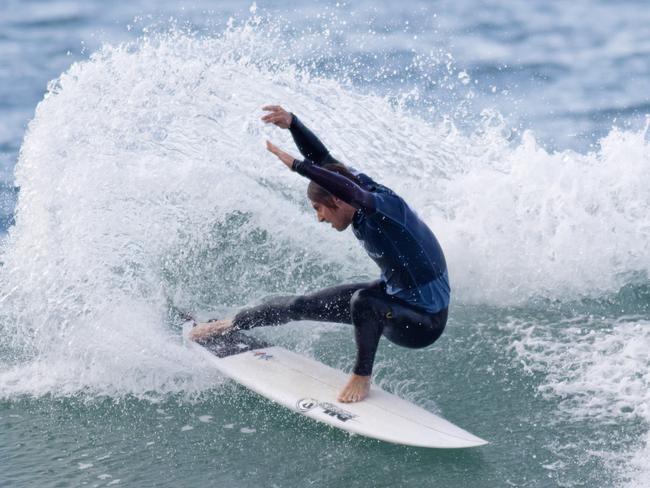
[383,307,448,349]
[350,288,448,349]
[349,288,382,320]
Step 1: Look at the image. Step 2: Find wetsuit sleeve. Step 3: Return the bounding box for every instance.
[289,115,337,166]
[293,159,376,211]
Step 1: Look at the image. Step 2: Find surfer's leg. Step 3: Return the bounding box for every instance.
[349,289,448,375]
[335,289,388,402]
[232,281,381,330]
[380,302,448,349]
[349,289,387,376]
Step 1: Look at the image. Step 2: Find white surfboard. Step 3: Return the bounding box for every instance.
[190,331,487,448]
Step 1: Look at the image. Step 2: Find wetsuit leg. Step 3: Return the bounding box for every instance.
[232,281,382,330]
[350,288,448,376]
[232,281,446,378]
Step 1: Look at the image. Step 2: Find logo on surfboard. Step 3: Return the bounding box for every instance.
[296,398,357,423]
[253,351,274,361]
[297,398,318,412]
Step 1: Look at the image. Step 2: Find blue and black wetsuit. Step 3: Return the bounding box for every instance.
[232,115,450,376]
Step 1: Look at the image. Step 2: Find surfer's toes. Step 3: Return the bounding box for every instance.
[338,389,366,403]
[338,374,371,403]
[189,319,234,342]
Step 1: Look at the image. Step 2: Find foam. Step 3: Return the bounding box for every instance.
[507,317,650,485]
[626,432,650,488]
[1,19,648,395]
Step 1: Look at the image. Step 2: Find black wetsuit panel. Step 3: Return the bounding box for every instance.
[293,159,376,210]
[232,281,447,376]
[289,115,341,166]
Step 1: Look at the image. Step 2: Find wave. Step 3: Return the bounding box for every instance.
[0,21,648,399]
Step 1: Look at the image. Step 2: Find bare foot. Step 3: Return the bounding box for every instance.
[189,319,234,342]
[337,374,371,403]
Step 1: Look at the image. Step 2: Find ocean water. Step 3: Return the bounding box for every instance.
[1,1,649,487]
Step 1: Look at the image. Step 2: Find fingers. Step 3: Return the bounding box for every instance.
[261,105,292,129]
[266,140,284,157]
[261,113,283,123]
[266,140,295,169]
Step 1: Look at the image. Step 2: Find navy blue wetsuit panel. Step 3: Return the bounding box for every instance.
[289,115,450,313]
[352,188,450,313]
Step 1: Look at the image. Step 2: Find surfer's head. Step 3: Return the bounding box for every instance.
[307,163,357,232]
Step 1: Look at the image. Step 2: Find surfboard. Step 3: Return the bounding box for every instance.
[189,330,488,448]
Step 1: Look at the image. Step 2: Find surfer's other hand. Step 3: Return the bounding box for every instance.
[261,105,293,129]
[189,319,234,342]
[266,140,296,169]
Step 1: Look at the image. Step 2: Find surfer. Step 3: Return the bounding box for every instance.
[190,105,450,403]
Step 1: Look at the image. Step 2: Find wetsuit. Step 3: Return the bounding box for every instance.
[232,115,450,376]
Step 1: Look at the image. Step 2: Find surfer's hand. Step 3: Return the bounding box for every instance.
[266,140,296,169]
[261,105,292,129]
[189,319,234,342]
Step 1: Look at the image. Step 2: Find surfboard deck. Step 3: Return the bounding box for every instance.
[190,331,488,448]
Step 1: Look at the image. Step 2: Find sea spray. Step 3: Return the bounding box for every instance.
[1,22,649,397]
[0,21,649,487]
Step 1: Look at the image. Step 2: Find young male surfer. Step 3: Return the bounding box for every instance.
[190,105,450,403]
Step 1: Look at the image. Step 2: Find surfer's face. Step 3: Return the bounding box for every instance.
[311,199,354,231]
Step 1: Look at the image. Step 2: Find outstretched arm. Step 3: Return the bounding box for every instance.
[288,115,334,165]
[262,105,336,166]
[265,141,375,211]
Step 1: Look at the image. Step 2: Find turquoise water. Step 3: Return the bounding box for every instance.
[2,2,650,487]
[3,304,646,487]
